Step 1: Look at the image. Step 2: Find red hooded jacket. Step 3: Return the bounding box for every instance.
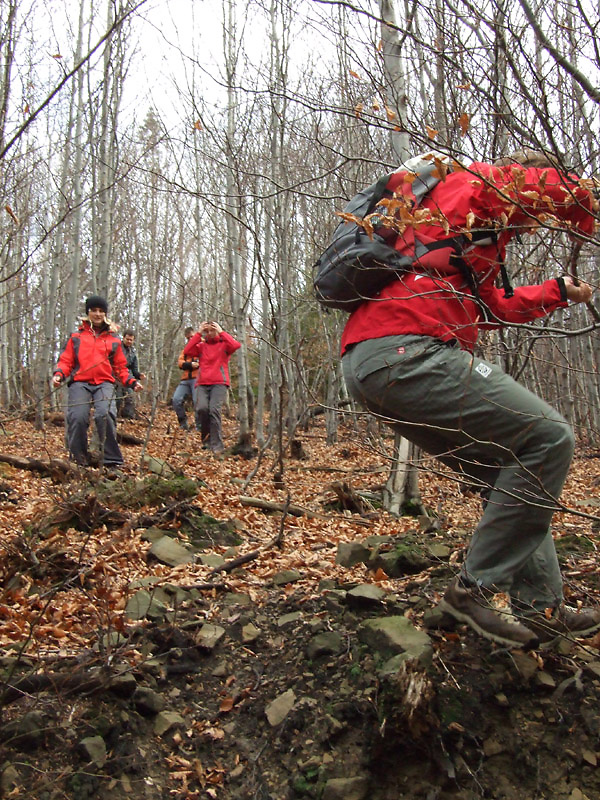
[54,319,137,387]
[183,330,241,386]
[341,162,596,354]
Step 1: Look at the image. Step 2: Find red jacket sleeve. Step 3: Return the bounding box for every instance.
[478,276,567,328]
[219,330,241,355]
[458,163,596,236]
[183,333,203,359]
[54,337,75,380]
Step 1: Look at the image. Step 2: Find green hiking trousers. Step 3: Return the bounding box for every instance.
[342,335,574,611]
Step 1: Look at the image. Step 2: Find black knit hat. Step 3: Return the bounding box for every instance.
[85,295,108,314]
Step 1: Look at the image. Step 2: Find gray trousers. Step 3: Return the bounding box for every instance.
[67,381,123,466]
[342,335,574,612]
[172,379,203,432]
[116,384,136,419]
[194,384,228,452]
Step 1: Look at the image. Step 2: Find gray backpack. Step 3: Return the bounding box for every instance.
[313,153,506,312]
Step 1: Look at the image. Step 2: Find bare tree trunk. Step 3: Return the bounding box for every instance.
[93,0,126,298]
[223,0,251,446]
[384,436,423,516]
[380,0,411,162]
[0,0,17,407]
[379,0,421,515]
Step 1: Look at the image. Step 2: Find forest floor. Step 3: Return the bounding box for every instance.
[0,405,600,800]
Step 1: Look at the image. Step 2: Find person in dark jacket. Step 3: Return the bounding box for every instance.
[183,321,241,453]
[52,296,143,468]
[341,149,600,649]
[116,329,146,419]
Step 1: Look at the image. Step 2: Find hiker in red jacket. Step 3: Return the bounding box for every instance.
[52,296,143,469]
[183,321,241,453]
[342,149,600,649]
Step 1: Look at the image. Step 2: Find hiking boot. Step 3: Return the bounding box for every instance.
[103,463,124,478]
[438,580,539,649]
[523,605,600,646]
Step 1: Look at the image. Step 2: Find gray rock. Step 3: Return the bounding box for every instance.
[584,661,600,679]
[139,527,172,543]
[418,514,440,532]
[265,688,296,726]
[212,660,230,677]
[154,711,186,736]
[109,672,138,697]
[96,630,128,651]
[336,541,371,567]
[368,547,429,577]
[196,623,226,651]
[223,592,252,606]
[427,543,451,559]
[147,586,176,606]
[77,735,107,767]
[510,651,538,680]
[536,671,556,689]
[0,765,20,795]
[483,737,505,757]
[133,687,166,716]
[346,584,386,608]
[143,455,175,476]
[364,535,394,546]
[150,536,194,567]
[318,579,337,591]
[322,776,369,800]
[422,606,456,630]
[306,631,344,659]
[322,590,347,612]
[575,497,600,508]
[277,612,303,628]
[272,569,302,586]
[197,553,226,567]
[358,617,433,667]
[161,583,192,604]
[242,622,261,643]
[125,589,169,621]
[2,711,46,749]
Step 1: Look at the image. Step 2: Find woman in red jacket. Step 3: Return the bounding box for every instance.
[342,150,600,649]
[183,321,241,453]
[52,296,143,469]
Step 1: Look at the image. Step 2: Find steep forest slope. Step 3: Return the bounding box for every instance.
[0,408,599,800]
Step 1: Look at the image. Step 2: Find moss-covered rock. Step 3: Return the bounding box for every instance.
[96,474,200,508]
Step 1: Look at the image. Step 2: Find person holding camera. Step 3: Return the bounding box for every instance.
[172,326,204,433]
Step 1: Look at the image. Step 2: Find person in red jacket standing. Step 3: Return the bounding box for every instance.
[52,296,143,469]
[341,149,600,649]
[183,321,241,453]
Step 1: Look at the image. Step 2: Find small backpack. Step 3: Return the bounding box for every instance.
[313,153,495,312]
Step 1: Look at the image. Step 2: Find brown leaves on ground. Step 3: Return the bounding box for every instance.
[0,406,598,663]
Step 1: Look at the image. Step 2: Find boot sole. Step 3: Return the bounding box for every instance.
[531,622,600,649]
[438,599,539,650]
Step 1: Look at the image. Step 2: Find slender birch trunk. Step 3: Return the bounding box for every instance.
[379,0,422,514]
